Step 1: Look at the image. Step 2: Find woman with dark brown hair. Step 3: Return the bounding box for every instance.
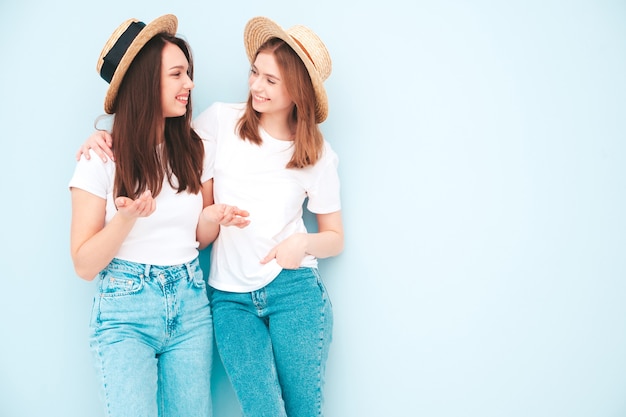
[69,15,247,417]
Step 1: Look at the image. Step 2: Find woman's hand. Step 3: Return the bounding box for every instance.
[76,130,114,162]
[260,233,308,269]
[201,204,250,228]
[260,211,344,269]
[115,190,156,219]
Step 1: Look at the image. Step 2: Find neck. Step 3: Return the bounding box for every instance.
[259,113,294,141]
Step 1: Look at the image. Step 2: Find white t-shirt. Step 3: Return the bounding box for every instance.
[68,140,213,266]
[193,102,341,292]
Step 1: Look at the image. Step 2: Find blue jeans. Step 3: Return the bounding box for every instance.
[89,257,213,417]
[210,267,333,417]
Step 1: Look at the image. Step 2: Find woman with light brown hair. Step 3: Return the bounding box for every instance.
[193,17,343,417]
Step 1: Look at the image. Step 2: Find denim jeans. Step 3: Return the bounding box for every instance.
[210,267,333,417]
[89,257,213,417]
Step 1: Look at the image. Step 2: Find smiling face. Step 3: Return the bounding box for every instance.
[160,42,194,118]
[248,51,295,121]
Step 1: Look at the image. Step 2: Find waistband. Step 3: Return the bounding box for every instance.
[104,257,200,282]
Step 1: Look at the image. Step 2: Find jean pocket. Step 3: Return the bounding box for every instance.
[98,268,144,297]
[188,261,207,289]
[311,268,333,308]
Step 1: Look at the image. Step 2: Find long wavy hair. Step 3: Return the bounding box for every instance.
[110,34,203,199]
[237,37,324,169]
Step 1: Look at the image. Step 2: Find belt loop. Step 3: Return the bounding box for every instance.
[143,263,151,278]
[184,260,193,281]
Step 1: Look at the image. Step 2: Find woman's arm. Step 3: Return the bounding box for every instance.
[196,179,219,250]
[70,188,155,280]
[260,210,344,269]
[309,210,344,257]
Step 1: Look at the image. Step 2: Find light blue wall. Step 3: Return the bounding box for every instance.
[1,1,625,416]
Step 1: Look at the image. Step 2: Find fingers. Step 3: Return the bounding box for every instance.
[200,204,251,227]
[104,133,113,148]
[135,190,155,216]
[235,208,250,218]
[227,206,250,221]
[222,206,250,227]
[115,190,155,218]
[76,131,115,162]
[76,144,91,161]
[99,132,115,161]
[92,133,112,162]
[260,247,297,269]
[114,196,129,208]
[93,147,109,163]
[260,248,276,265]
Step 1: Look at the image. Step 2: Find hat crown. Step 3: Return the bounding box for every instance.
[95,14,178,114]
[97,19,144,83]
[286,25,331,82]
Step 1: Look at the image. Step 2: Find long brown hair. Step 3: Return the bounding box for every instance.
[111,34,203,199]
[237,38,323,169]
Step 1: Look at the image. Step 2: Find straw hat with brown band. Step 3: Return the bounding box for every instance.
[96,14,178,114]
[243,16,332,124]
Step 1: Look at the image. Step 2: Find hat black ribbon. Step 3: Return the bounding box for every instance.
[100,21,146,83]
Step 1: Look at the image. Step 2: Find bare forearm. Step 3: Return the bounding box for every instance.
[308,210,344,259]
[72,214,136,280]
[196,214,220,250]
[303,230,344,259]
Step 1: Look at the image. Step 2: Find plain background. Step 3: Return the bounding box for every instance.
[1,1,625,416]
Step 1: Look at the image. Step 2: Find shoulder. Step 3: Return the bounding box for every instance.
[193,102,246,138]
[69,151,114,196]
[75,150,114,174]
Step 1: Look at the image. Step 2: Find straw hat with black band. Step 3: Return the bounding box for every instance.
[244,16,332,124]
[96,14,178,114]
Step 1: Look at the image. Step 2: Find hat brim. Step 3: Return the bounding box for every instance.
[244,17,328,123]
[99,14,178,114]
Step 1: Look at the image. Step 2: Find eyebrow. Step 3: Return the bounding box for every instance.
[167,64,188,71]
[252,64,281,81]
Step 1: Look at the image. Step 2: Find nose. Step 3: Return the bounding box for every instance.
[185,74,194,90]
[249,74,261,91]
